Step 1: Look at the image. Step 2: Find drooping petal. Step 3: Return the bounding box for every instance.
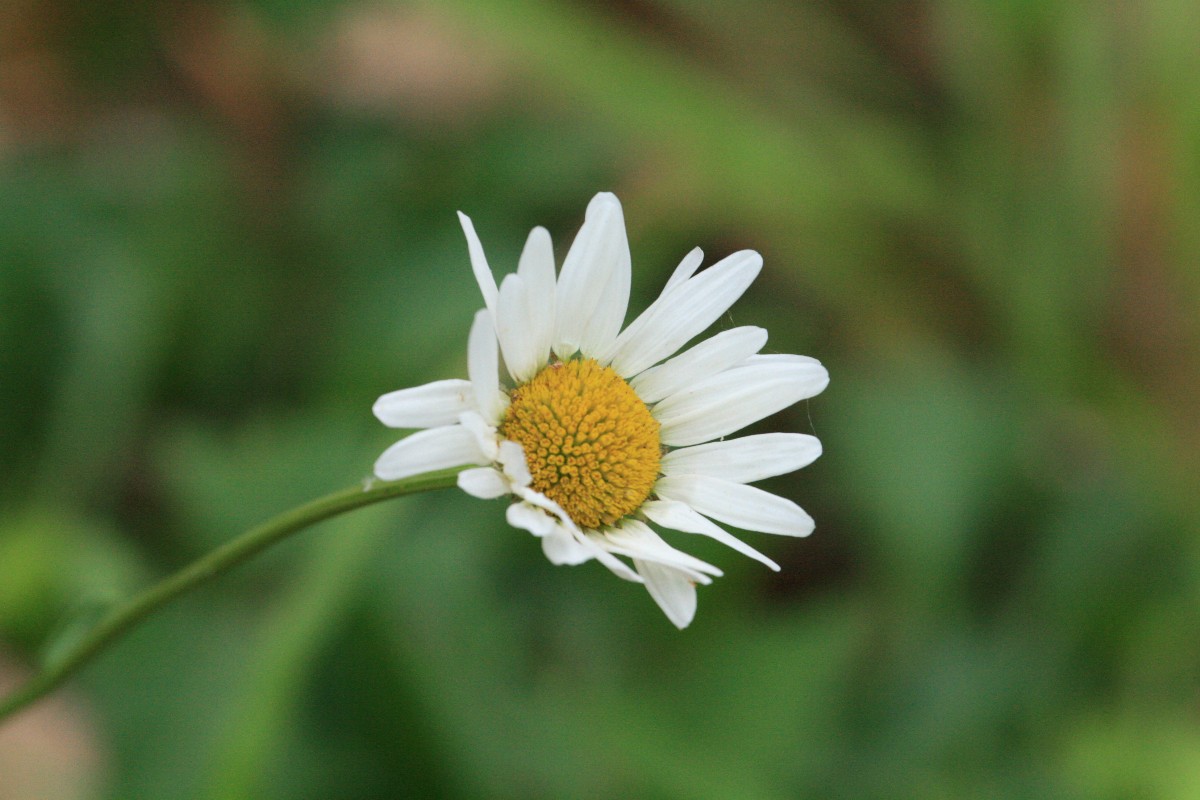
[656,475,815,537]
[374,424,487,481]
[521,514,642,583]
[517,226,556,374]
[510,487,646,583]
[507,501,557,536]
[603,250,763,377]
[457,211,498,315]
[372,379,474,428]
[640,499,780,571]
[457,467,510,499]
[496,440,532,486]
[662,247,705,294]
[594,520,722,580]
[467,309,509,425]
[660,433,823,483]
[553,192,630,360]
[589,545,643,583]
[513,494,644,583]
[514,484,571,523]
[629,326,767,403]
[654,357,829,447]
[541,525,597,565]
[635,560,698,629]
[494,274,540,383]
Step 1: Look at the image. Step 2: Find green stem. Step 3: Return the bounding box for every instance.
[0,468,462,724]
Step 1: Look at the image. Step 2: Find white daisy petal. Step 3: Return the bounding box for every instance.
[655,357,830,447]
[741,353,824,367]
[372,379,474,429]
[589,547,643,583]
[456,467,510,499]
[509,485,647,584]
[641,499,780,571]
[509,489,651,578]
[457,211,498,315]
[656,475,815,537]
[514,485,571,524]
[507,501,557,536]
[496,440,532,486]
[495,274,541,383]
[629,326,767,404]
[661,433,823,483]
[467,309,509,425]
[594,520,722,579]
[541,525,597,565]
[553,192,630,360]
[662,247,704,294]
[529,519,642,583]
[458,410,499,461]
[605,250,763,377]
[517,226,556,373]
[374,424,487,481]
[635,560,698,629]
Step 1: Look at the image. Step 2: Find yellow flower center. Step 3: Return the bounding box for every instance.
[499,358,661,529]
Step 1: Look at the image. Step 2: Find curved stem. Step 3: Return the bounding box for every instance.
[0,468,462,724]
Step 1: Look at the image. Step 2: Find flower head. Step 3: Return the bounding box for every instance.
[373,193,828,628]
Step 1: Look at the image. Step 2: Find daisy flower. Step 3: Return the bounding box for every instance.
[373,192,828,628]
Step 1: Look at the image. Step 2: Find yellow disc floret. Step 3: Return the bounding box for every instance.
[499,358,661,529]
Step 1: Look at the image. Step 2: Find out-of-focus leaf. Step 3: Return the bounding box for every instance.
[828,343,1015,612]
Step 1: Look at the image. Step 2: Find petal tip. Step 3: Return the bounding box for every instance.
[370,395,389,425]
[589,191,621,209]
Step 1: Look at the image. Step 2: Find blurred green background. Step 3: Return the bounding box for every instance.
[2,1,1199,798]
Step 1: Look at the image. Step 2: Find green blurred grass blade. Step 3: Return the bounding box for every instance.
[202,506,396,800]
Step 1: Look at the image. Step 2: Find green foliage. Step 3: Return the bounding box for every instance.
[2,1,1197,797]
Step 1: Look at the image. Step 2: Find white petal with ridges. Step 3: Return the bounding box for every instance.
[635,560,698,629]
[553,192,630,360]
[467,310,508,425]
[604,250,762,377]
[662,247,704,293]
[594,520,722,579]
[372,379,474,429]
[661,433,823,483]
[656,475,815,537]
[457,211,497,315]
[655,357,829,447]
[640,499,780,571]
[374,424,487,481]
[495,274,540,383]
[629,326,767,404]
[517,226,556,373]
